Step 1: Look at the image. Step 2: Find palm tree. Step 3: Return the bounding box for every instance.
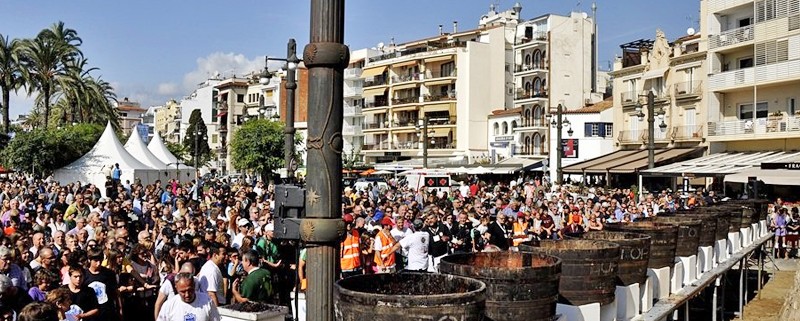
[19,22,82,128]
[56,57,95,126]
[84,76,119,129]
[0,34,23,134]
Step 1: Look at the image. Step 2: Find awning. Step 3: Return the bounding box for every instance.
[642,67,668,80]
[362,108,387,114]
[496,157,545,172]
[563,148,704,174]
[607,148,704,173]
[392,60,418,68]
[392,105,419,112]
[725,167,800,185]
[392,128,417,134]
[349,57,365,64]
[429,128,452,137]
[424,55,455,63]
[426,78,456,86]
[361,66,386,78]
[642,150,800,177]
[392,83,419,91]
[362,87,387,97]
[424,103,453,112]
[562,150,640,174]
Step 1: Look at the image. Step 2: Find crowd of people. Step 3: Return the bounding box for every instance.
[0,171,794,321]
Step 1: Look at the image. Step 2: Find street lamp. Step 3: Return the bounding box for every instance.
[634,91,666,169]
[193,126,206,200]
[415,116,433,168]
[261,39,301,182]
[546,104,570,185]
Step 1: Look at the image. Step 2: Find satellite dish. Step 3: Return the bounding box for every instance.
[687,27,696,35]
[377,42,385,49]
[582,12,588,19]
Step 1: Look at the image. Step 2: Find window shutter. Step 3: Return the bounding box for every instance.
[598,123,606,137]
[585,123,593,137]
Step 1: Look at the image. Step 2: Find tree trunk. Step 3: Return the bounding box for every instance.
[1,89,9,134]
[43,86,51,128]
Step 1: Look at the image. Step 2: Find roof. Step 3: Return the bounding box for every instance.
[563,148,705,174]
[124,130,167,169]
[564,98,613,114]
[398,25,501,48]
[490,107,522,117]
[642,151,800,177]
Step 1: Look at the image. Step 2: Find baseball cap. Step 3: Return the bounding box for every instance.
[380,217,394,227]
[236,218,250,227]
[264,223,274,232]
[343,214,354,223]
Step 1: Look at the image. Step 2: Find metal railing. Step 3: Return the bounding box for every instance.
[364,101,388,109]
[514,63,548,72]
[392,96,420,105]
[708,116,800,136]
[362,142,391,150]
[618,130,644,143]
[674,81,703,97]
[672,124,703,140]
[425,69,457,80]
[423,93,456,102]
[364,78,387,87]
[344,68,362,78]
[368,41,467,63]
[709,25,753,49]
[427,116,457,126]
[364,121,390,129]
[514,90,548,100]
[513,147,546,156]
[343,105,362,116]
[516,32,548,45]
[643,129,671,141]
[391,74,421,84]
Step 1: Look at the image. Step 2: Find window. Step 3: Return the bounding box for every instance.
[604,123,613,137]
[591,123,600,136]
[788,98,796,115]
[584,122,611,137]
[237,94,245,103]
[739,57,754,69]
[440,62,455,77]
[739,102,769,119]
[739,17,753,27]
[211,134,218,144]
[493,123,499,135]
[502,122,509,135]
[756,0,776,22]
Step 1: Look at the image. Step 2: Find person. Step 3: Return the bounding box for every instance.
[486,214,510,251]
[64,265,99,321]
[389,219,429,272]
[17,302,58,321]
[373,217,396,273]
[339,214,361,278]
[0,245,27,291]
[197,244,226,306]
[0,274,33,315]
[112,164,121,186]
[154,262,201,321]
[82,249,121,321]
[230,250,272,303]
[45,288,75,321]
[423,213,450,272]
[156,273,219,321]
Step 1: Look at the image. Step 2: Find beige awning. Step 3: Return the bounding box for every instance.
[424,55,455,63]
[392,128,417,134]
[362,108,387,114]
[725,167,800,185]
[361,66,386,78]
[642,67,668,80]
[607,148,704,173]
[430,128,452,137]
[362,87,387,97]
[426,78,456,86]
[392,60,418,68]
[423,103,453,112]
[392,105,419,112]
[392,83,419,91]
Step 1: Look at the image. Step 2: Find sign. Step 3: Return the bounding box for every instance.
[423,176,451,188]
[761,162,800,170]
[490,142,509,147]
[495,136,514,142]
[561,139,579,158]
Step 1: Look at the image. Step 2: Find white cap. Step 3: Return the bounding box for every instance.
[237,218,250,227]
[264,223,274,232]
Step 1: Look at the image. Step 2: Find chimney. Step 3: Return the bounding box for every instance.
[453,21,458,33]
[439,24,443,35]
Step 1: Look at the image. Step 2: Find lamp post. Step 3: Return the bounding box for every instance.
[546,104,570,185]
[261,39,301,182]
[415,116,431,168]
[634,91,667,169]
[193,126,206,200]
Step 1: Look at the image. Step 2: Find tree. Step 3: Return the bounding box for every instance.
[165,141,190,164]
[0,34,22,135]
[182,109,211,167]
[0,123,102,176]
[19,22,82,128]
[230,119,287,182]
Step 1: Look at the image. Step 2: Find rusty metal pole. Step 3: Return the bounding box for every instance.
[301,0,348,320]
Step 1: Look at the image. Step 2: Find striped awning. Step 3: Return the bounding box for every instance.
[361,66,386,78]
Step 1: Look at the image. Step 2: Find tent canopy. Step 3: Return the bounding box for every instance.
[642,151,800,177]
[563,148,705,174]
[124,130,167,169]
[148,131,193,170]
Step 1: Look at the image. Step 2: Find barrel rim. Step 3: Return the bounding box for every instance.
[535,239,621,251]
[334,272,487,302]
[439,251,563,273]
[605,221,679,231]
[580,231,652,242]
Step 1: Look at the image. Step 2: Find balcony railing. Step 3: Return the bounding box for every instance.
[343,105,362,116]
[709,67,754,90]
[709,25,753,49]
[514,63,548,72]
[368,41,467,63]
[344,68,362,79]
[364,121,390,130]
[342,126,363,136]
[427,116,457,126]
[708,116,800,137]
[364,101,388,109]
[392,141,418,150]
[516,32,548,45]
[514,90,548,100]
[364,77,387,87]
[425,69,457,80]
[621,91,639,105]
[618,130,644,143]
[672,125,704,140]
[392,74,421,84]
[392,96,420,105]
[643,128,671,141]
[513,147,546,157]
[674,81,702,98]
[424,93,456,102]
[343,87,362,97]
[362,142,391,150]
[393,118,419,127]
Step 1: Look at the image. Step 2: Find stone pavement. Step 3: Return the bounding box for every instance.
[733,258,798,321]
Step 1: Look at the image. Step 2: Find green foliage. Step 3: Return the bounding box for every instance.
[165,141,190,164]
[230,119,287,179]
[0,123,103,175]
[182,109,212,167]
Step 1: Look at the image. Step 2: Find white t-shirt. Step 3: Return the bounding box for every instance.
[399,231,429,271]
[159,276,205,300]
[157,291,220,321]
[197,260,225,305]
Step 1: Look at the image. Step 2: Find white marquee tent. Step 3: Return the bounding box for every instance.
[124,130,167,169]
[147,131,194,180]
[54,122,162,195]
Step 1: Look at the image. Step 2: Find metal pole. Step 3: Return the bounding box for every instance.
[739,258,745,318]
[194,129,199,200]
[556,104,563,184]
[712,276,720,321]
[303,0,348,320]
[647,90,655,169]
[285,39,298,182]
[758,244,764,299]
[423,115,429,169]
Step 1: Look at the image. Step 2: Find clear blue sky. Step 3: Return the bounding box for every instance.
[0,0,698,117]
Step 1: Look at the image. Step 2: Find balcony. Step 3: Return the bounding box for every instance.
[672,125,704,141]
[391,74,421,84]
[362,142,391,151]
[364,78,387,88]
[344,68,362,79]
[364,121,390,130]
[423,93,456,102]
[709,67,754,91]
[514,90,548,101]
[708,116,800,140]
[514,63,548,74]
[621,91,639,106]
[643,128,672,142]
[342,126,363,136]
[368,41,467,63]
[515,32,548,46]
[709,25,753,50]
[392,117,419,128]
[392,141,418,150]
[674,81,703,100]
[343,105,362,117]
[364,100,389,109]
[426,116,457,126]
[709,60,800,92]
[343,86,362,97]
[392,96,420,105]
[707,0,753,12]
[513,147,547,157]
[618,130,644,144]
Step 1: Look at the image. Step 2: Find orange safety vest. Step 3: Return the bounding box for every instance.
[340,230,361,271]
[373,230,396,268]
[512,221,529,246]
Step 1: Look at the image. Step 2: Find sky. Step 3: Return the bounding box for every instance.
[0,0,699,118]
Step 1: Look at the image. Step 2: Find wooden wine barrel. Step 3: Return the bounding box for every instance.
[605,222,678,269]
[580,231,651,286]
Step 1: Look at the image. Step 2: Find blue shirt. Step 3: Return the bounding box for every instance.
[112,167,121,180]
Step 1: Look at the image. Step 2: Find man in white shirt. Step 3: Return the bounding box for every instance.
[197,244,226,306]
[390,219,429,271]
[157,273,220,321]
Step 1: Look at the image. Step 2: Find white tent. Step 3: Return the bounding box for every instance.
[53,122,162,195]
[147,131,194,180]
[124,130,167,169]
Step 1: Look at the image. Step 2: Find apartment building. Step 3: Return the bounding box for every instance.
[178,79,221,169]
[359,5,520,165]
[154,99,181,144]
[610,30,708,152]
[704,0,800,152]
[343,49,379,162]
[116,98,147,136]
[214,78,249,173]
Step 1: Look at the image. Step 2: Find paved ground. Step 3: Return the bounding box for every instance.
[732,258,798,321]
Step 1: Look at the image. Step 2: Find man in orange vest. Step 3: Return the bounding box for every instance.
[340,214,362,278]
[373,217,397,273]
[512,212,530,247]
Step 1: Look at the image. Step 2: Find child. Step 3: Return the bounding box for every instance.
[28,270,55,302]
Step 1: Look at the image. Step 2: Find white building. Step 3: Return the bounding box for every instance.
[553,99,615,183]
[487,108,522,162]
[343,48,379,163]
[178,79,221,164]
